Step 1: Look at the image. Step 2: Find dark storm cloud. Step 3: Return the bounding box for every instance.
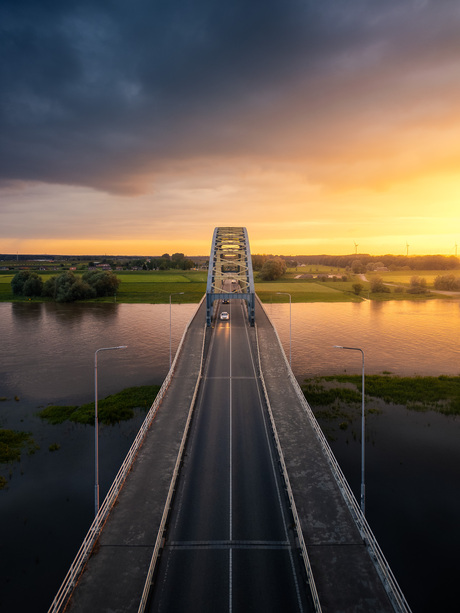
[1,0,460,194]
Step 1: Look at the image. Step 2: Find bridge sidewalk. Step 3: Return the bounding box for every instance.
[66,301,207,613]
[255,299,395,613]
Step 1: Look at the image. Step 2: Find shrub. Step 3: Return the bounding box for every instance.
[407,276,428,294]
[370,276,390,293]
[434,274,460,291]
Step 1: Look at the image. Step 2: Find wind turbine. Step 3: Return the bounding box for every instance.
[406,242,410,256]
[353,241,358,255]
[455,243,458,257]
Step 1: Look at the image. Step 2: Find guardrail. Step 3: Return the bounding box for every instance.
[137,322,207,613]
[254,322,323,613]
[258,298,412,613]
[48,297,206,613]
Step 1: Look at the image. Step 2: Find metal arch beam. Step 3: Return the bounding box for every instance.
[206,227,255,326]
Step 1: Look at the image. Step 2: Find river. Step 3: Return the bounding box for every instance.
[0,300,459,611]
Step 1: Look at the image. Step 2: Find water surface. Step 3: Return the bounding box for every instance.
[0,300,459,611]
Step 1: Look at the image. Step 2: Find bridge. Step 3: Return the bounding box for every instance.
[206,226,255,326]
[49,227,411,613]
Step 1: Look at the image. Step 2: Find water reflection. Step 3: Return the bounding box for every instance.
[2,302,197,404]
[11,301,45,320]
[265,300,460,377]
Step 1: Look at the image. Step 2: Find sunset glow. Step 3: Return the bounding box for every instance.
[1,1,460,257]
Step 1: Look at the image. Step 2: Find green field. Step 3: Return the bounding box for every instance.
[1,266,459,304]
[254,281,360,303]
[115,270,206,303]
[366,269,459,287]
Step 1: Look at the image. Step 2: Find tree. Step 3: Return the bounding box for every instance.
[51,272,95,302]
[252,255,268,271]
[82,270,120,296]
[11,271,43,296]
[259,258,287,281]
[23,274,44,297]
[42,276,57,298]
[351,259,365,274]
[352,283,363,295]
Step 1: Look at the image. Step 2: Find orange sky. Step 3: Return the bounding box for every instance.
[2,1,460,257]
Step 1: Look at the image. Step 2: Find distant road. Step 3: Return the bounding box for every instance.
[148,299,312,612]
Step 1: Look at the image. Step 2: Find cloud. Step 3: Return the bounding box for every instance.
[2,0,460,197]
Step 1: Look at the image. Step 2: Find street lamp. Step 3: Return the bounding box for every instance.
[333,345,366,515]
[94,345,127,516]
[169,292,184,370]
[276,292,292,367]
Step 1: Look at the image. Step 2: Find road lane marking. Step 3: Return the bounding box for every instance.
[242,306,305,613]
[168,540,291,550]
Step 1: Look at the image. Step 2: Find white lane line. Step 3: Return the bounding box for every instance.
[242,305,304,613]
[169,540,290,550]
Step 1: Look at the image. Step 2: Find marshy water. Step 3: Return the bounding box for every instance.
[1,300,459,611]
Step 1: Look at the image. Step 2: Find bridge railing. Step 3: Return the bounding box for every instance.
[259,298,412,613]
[254,323,323,613]
[137,319,207,613]
[48,297,205,613]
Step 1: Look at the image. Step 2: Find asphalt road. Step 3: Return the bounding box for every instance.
[148,300,312,612]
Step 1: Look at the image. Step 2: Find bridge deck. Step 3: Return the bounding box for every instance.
[60,297,405,613]
[66,301,207,613]
[255,299,395,612]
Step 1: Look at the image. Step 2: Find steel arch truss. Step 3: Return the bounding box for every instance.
[206,227,255,326]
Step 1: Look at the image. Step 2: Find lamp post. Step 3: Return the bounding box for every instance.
[333,345,366,515]
[94,345,127,516]
[169,292,184,370]
[276,292,292,367]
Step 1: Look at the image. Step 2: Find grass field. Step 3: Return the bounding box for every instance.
[255,281,360,303]
[1,267,459,304]
[115,270,207,303]
[365,269,460,287]
[303,374,460,416]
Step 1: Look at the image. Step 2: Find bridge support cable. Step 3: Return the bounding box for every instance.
[206,226,255,326]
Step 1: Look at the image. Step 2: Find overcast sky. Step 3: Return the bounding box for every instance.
[1,0,459,255]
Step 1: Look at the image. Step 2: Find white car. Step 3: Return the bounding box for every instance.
[220,311,229,320]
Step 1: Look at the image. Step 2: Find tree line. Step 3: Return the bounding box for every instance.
[290,254,459,271]
[119,253,195,271]
[11,270,120,302]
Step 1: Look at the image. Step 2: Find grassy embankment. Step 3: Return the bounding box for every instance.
[1,266,459,304]
[0,428,39,489]
[302,374,460,440]
[3,375,458,488]
[0,386,159,489]
[38,385,161,425]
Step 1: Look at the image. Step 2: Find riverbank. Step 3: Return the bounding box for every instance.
[3,373,457,473]
[1,268,459,303]
[301,375,460,444]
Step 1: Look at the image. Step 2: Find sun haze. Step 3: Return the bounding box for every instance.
[1,1,459,256]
